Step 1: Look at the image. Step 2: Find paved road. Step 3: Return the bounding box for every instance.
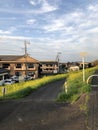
[0,79,66,129]
[0,79,86,130]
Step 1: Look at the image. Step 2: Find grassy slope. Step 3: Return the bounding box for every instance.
[0,66,98,101]
[57,66,98,103]
[0,74,67,99]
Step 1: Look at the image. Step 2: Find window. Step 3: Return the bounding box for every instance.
[2,64,10,68]
[16,64,22,68]
[27,63,34,68]
[15,72,21,76]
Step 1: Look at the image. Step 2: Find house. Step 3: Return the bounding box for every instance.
[0,55,39,79]
[79,62,89,69]
[69,66,79,71]
[39,61,59,75]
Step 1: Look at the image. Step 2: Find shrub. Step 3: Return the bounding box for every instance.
[57,92,70,102]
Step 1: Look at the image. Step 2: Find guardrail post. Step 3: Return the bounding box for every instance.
[2,87,6,97]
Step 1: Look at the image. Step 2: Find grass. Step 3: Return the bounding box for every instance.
[1,66,98,101]
[0,73,68,100]
[57,66,98,103]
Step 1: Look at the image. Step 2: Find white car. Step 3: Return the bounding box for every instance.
[4,79,15,85]
[24,76,33,81]
[11,76,19,83]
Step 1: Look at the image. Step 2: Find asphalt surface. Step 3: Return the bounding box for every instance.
[3,72,98,130]
[0,78,86,130]
[0,80,91,130]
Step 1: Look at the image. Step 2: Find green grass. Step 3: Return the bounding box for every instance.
[0,74,68,100]
[1,66,98,101]
[57,66,98,103]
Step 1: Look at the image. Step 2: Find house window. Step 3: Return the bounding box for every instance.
[27,63,34,68]
[46,64,49,67]
[50,64,53,67]
[2,64,10,68]
[15,72,21,76]
[16,64,22,68]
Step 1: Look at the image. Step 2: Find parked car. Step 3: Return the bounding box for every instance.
[24,76,33,81]
[4,79,15,85]
[11,76,19,83]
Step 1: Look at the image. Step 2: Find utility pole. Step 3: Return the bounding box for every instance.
[24,40,30,78]
[56,52,61,73]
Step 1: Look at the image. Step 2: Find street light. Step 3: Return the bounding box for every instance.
[80,52,87,82]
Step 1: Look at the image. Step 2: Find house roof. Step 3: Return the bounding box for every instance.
[0,55,39,63]
[40,61,58,64]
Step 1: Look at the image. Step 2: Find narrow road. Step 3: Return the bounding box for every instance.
[0,79,65,129]
[0,79,86,130]
[26,79,65,102]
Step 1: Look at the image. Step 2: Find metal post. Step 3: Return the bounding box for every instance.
[80,52,87,82]
[65,82,68,94]
[2,87,6,97]
[82,57,85,82]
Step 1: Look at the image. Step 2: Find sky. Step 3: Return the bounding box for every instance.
[0,0,98,62]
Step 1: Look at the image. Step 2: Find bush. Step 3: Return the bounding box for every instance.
[57,92,70,102]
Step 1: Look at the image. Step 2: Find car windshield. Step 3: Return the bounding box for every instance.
[5,81,11,83]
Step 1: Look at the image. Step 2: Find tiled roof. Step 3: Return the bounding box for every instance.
[0,55,23,61]
[0,55,39,63]
[40,61,58,63]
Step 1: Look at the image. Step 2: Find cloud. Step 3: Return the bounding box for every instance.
[43,19,65,32]
[29,0,37,6]
[0,35,31,41]
[0,27,17,35]
[26,19,36,25]
[0,0,58,15]
[88,4,98,12]
[40,0,58,13]
[0,30,11,35]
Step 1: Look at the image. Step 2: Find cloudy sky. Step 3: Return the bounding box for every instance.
[0,0,98,62]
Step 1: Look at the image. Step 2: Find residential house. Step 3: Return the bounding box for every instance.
[39,61,59,75]
[0,55,39,79]
[79,62,89,69]
[69,66,79,71]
